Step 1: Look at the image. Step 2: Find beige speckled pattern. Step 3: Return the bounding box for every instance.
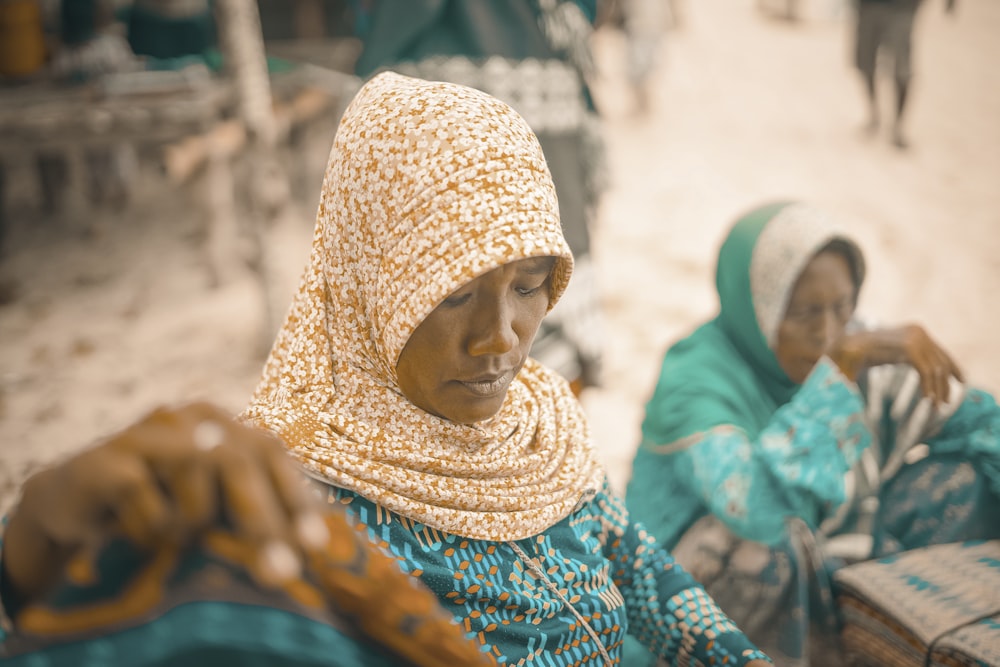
[242,72,605,542]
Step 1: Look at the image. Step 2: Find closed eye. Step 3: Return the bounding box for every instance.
[441,292,472,307]
[515,285,546,297]
[787,299,855,324]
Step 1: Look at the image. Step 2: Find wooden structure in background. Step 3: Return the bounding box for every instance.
[0,0,361,349]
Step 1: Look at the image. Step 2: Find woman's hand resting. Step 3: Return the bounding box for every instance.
[830,324,964,405]
[2,402,327,606]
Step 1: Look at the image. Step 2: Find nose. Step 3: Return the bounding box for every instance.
[467,298,518,357]
[815,308,842,352]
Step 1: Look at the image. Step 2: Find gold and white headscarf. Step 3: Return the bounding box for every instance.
[242,72,605,542]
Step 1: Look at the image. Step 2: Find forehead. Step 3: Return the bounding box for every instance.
[514,256,557,274]
[451,256,556,289]
[789,251,855,301]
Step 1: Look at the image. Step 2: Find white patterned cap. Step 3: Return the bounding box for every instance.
[749,203,866,347]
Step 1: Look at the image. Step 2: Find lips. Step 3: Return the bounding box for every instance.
[458,370,514,397]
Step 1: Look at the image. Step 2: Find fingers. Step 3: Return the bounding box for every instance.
[118,404,273,541]
[27,401,319,587]
[28,444,172,552]
[164,459,217,535]
[904,326,963,405]
[216,457,285,582]
[209,409,327,537]
[8,401,323,607]
[930,365,949,405]
[221,427,330,582]
[261,437,330,551]
[102,455,173,549]
[143,403,324,585]
[145,405,225,533]
[941,347,965,383]
[105,405,220,544]
[138,403,323,584]
[913,348,949,406]
[191,405,326,584]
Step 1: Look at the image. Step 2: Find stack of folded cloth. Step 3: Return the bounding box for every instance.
[834,540,1000,667]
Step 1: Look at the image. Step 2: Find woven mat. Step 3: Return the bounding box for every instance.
[834,540,1000,667]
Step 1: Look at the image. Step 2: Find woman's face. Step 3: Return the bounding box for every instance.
[775,250,856,383]
[396,256,556,424]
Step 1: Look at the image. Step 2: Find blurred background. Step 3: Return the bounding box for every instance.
[1,0,998,512]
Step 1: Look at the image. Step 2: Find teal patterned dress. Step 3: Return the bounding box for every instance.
[326,480,771,665]
[0,480,771,667]
[0,507,497,667]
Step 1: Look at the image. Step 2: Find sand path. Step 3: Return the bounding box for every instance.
[1,0,997,508]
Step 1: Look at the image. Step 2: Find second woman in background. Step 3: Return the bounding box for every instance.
[624,201,1000,666]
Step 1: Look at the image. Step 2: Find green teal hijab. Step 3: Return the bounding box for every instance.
[640,201,866,446]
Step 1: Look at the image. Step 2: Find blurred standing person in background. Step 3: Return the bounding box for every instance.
[853,0,956,149]
[620,0,673,114]
[756,0,799,22]
[347,0,608,395]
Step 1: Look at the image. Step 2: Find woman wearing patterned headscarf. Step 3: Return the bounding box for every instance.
[1,72,771,666]
[237,71,771,666]
[624,201,1000,666]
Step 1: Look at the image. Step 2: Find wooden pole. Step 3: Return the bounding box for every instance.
[214,0,290,354]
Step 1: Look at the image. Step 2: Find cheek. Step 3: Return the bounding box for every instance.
[775,327,817,383]
[397,324,447,391]
[774,327,800,369]
[394,356,421,401]
[518,300,550,342]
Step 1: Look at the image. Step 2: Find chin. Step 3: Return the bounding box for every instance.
[796,360,822,383]
[458,398,507,425]
[780,361,812,385]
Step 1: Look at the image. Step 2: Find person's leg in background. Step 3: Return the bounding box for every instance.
[853,3,888,136]
[622,0,668,114]
[886,6,919,148]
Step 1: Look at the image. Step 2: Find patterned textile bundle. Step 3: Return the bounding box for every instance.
[834,540,1000,667]
[0,509,494,667]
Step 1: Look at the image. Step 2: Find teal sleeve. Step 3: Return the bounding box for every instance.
[596,487,772,666]
[677,358,871,545]
[930,388,1000,496]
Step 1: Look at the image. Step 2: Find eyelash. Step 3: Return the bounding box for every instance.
[442,284,545,307]
[442,294,471,307]
[788,301,853,322]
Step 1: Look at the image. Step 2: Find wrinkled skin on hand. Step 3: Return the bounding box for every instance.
[830,324,964,405]
[4,402,325,603]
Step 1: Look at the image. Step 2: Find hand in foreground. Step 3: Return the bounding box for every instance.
[830,324,964,405]
[3,402,327,606]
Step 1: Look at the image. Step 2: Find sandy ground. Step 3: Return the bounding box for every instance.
[1,0,998,514]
